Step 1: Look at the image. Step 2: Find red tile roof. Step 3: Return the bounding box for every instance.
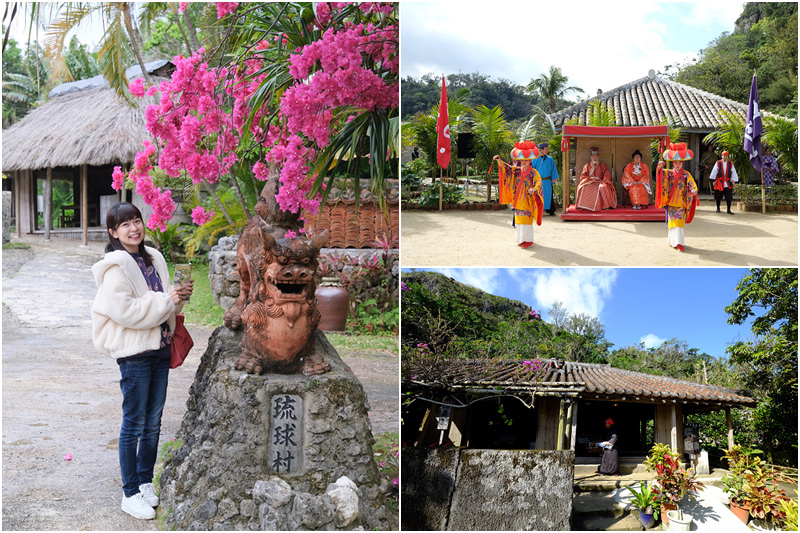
[406,359,756,407]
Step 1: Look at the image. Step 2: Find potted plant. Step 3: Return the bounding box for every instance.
[626,480,660,529]
[644,444,705,526]
[741,472,790,528]
[722,472,750,523]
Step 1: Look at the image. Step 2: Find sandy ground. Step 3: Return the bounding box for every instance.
[2,235,398,531]
[400,198,799,267]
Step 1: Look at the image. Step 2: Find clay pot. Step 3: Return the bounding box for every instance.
[458,204,467,210]
[660,502,678,525]
[315,279,350,331]
[729,500,750,524]
[492,203,502,210]
[475,202,484,210]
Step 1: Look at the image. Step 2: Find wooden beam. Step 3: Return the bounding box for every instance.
[563,145,569,210]
[568,401,577,451]
[81,164,88,246]
[44,168,52,241]
[556,398,566,451]
[414,406,433,448]
[670,404,678,451]
[14,171,21,238]
[726,407,734,450]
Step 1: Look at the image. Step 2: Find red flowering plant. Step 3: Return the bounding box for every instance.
[114,2,398,234]
[644,443,705,505]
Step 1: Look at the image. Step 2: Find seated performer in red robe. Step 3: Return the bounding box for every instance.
[576,147,616,211]
[621,149,651,209]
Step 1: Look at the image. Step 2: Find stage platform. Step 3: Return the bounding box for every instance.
[561,204,666,222]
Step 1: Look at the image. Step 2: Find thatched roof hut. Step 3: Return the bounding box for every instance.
[2,60,173,242]
[2,60,171,171]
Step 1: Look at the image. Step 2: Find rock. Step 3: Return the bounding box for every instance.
[292,492,335,530]
[326,478,360,528]
[253,478,292,508]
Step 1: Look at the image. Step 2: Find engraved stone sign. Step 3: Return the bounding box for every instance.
[271,394,303,474]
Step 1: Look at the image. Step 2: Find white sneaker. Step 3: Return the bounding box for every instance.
[139,483,159,507]
[121,492,156,520]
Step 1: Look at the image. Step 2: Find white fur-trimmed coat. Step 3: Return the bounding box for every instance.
[91,246,183,359]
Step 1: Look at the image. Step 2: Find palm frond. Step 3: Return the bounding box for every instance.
[97,14,133,102]
[42,4,95,83]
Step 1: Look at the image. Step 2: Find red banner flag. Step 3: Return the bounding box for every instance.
[436,75,451,168]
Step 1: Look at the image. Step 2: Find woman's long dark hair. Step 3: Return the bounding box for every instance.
[105,202,153,267]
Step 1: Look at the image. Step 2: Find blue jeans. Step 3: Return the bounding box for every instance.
[118,356,170,497]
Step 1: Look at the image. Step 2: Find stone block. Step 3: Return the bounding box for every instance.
[3,191,11,244]
[291,492,334,530]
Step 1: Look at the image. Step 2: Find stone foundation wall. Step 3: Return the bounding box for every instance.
[402,448,574,531]
[208,235,399,311]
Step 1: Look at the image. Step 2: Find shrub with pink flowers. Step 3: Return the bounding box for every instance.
[114,2,398,233]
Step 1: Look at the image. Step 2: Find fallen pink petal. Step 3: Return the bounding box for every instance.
[63,454,72,461]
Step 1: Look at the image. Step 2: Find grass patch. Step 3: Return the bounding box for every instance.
[373,431,399,515]
[326,333,399,355]
[2,242,30,250]
[171,261,225,327]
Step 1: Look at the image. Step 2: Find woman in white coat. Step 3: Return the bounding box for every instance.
[91,202,193,520]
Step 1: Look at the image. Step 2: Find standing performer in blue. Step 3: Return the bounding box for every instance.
[532,142,560,216]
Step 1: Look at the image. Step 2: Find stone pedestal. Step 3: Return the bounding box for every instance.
[160,327,394,530]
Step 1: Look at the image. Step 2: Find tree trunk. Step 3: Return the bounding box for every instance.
[181,7,202,53]
[167,2,194,55]
[121,3,152,83]
[203,181,236,228]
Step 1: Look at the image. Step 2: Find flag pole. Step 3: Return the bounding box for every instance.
[756,70,766,214]
[439,166,443,211]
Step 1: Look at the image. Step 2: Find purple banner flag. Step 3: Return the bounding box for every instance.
[743,74,763,172]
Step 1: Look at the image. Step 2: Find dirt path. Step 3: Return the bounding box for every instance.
[2,235,398,531]
[400,198,798,266]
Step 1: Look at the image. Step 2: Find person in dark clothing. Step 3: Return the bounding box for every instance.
[597,417,619,476]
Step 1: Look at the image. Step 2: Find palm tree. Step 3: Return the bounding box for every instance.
[763,115,798,175]
[526,66,584,113]
[517,104,556,144]
[470,104,514,173]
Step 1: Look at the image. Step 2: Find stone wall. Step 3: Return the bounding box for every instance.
[159,327,396,530]
[402,448,574,531]
[208,235,399,311]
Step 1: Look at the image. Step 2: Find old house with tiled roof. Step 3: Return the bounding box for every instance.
[549,71,753,183]
[404,358,755,465]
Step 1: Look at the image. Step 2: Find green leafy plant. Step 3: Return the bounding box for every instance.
[627,481,661,518]
[722,472,748,504]
[778,497,798,531]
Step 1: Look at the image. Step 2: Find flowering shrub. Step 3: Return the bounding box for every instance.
[114,2,398,232]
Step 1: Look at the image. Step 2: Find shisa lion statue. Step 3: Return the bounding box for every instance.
[223,170,331,376]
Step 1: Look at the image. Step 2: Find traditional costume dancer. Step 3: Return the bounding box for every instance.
[708,150,738,214]
[656,143,698,252]
[494,141,543,248]
[532,142,559,215]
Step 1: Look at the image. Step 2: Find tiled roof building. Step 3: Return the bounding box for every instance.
[404,358,755,455]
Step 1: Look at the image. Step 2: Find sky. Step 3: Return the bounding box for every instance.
[401,0,744,96]
[402,267,758,358]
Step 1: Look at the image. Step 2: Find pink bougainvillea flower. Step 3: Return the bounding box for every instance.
[216,2,239,19]
[178,2,188,13]
[284,230,297,239]
[64,453,73,461]
[111,166,125,191]
[191,206,215,226]
[128,77,145,98]
[393,477,399,486]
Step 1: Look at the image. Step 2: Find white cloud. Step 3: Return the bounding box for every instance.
[429,268,503,295]
[640,334,667,349]
[402,1,742,95]
[508,268,618,319]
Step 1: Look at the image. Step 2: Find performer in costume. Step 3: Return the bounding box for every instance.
[597,418,619,476]
[494,141,543,249]
[621,149,651,209]
[532,142,559,216]
[575,146,616,211]
[656,143,698,252]
[708,150,738,215]
[762,148,779,189]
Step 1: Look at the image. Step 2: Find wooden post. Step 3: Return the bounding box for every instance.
[44,167,52,242]
[14,171,21,238]
[570,400,579,451]
[439,167,443,211]
[726,407,734,450]
[670,404,677,451]
[761,168,766,214]
[556,398,566,451]
[81,164,88,246]
[414,406,433,448]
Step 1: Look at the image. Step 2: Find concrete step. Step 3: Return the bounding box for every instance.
[575,463,650,476]
[572,512,646,531]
